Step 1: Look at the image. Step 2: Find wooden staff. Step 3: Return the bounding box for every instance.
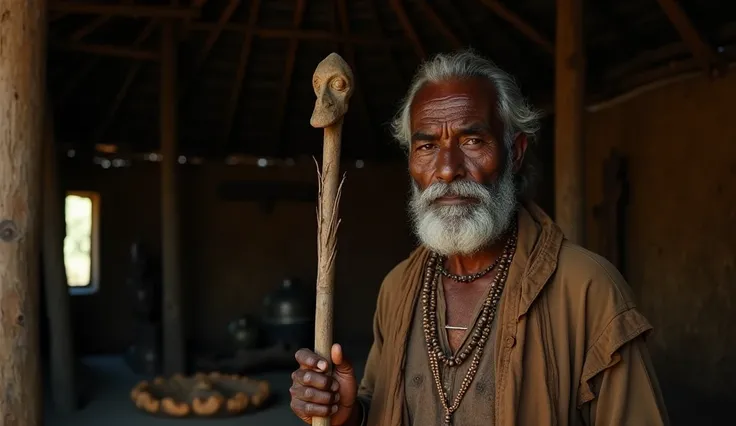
[309,52,354,426]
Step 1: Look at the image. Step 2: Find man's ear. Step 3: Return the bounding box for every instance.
[512,132,528,173]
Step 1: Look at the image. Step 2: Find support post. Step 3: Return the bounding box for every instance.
[554,0,585,244]
[0,1,46,425]
[42,104,78,412]
[160,20,185,375]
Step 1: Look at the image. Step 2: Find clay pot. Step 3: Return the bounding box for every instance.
[261,279,315,349]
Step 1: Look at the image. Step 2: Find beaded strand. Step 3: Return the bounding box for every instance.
[420,223,518,425]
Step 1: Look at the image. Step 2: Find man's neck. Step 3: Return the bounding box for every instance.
[443,224,515,276]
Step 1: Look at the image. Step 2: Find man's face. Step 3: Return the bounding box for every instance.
[406,78,527,255]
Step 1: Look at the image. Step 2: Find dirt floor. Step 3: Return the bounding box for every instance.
[42,350,725,425]
[44,352,369,426]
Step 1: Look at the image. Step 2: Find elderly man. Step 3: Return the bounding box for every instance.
[289,50,669,426]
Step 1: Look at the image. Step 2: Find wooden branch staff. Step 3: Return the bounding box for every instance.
[309,52,354,426]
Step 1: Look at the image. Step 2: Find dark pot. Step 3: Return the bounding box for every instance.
[227,315,261,350]
[261,279,315,350]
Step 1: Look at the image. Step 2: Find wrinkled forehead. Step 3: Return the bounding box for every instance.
[410,78,502,130]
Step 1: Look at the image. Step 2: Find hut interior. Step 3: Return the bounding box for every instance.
[11,0,734,424]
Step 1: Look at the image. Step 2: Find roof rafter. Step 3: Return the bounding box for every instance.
[390,0,426,60]
[177,0,242,116]
[70,15,111,41]
[186,22,404,46]
[337,0,378,158]
[51,41,159,61]
[366,0,408,86]
[197,0,241,69]
[418,0,462,49]
[68,0,137,42]
[655,0,724,73]
[479,0,553,55]
[274,0,308,156]
[223,0,262,151]
[54,57,100,106]
[48,2,198,19]
[91,19,159,145]
[440,0,475,47]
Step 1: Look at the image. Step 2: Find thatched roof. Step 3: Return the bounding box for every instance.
[47,0,736,161]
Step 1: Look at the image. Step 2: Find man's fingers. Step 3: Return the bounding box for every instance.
[292,369,335,390]
[331,343,354,375]
[290,398,339,418]
[289,384,340,405]
[295,348,329,372]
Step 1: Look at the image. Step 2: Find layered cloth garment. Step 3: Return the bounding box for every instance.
[357,203,669,426]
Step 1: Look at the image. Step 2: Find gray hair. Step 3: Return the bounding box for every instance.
[390,49,544,199]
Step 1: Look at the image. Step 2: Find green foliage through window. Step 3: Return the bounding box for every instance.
[64,192,98,290]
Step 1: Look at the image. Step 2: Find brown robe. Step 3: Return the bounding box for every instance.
[357,203,669,426]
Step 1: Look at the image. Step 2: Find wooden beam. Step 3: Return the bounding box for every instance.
[48,2,198,19]
[70,15,111,41]
[49,11,68,22]
[602,42,691,83]
[92,19,159,144]
[390,0,426,60]
[68,0,138,41]
[197,0,241,69]
[655,0,722,71]
[178,0,241,115]
[160,20,185,376]
[51,41,159,61]
[337,0,378,158]
[479,0,554,55]
[223,0,262,150]
[440,0,475,47]
[55,57,100,106]
[554,0,585,244]
[186,22,403,45]
[365,0,408,89]
[418,0,462,49]
[274,0,307,154]
[41,103,77,413]
[92,63,143,144]
[365,0,405,86]
[0,1,45,425]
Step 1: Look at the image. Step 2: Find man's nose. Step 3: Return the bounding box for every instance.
[435,145,466,183]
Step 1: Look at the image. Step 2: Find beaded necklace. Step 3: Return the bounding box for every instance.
[420,223,518,425]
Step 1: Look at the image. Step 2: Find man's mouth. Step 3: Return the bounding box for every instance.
[433,195,478,206]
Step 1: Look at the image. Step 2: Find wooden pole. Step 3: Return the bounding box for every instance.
[0,1,46,425]
[41,103,78,412]
[310,53,353,426]
[554,0,585,244]
[161,20,185,375]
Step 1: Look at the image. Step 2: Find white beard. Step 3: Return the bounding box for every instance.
[408,158,518,256]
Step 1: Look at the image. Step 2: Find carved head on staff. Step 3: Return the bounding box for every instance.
[310,53,354,128]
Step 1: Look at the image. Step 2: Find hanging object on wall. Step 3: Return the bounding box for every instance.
[130,372,270,418]
[593,148,630,277]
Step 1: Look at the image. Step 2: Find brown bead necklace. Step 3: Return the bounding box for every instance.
[421,224,518,425]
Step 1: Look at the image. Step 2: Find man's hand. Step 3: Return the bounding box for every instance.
[290,343,358,425]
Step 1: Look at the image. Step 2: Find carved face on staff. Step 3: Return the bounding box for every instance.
[310,53,354,128]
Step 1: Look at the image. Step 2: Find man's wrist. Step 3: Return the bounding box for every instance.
[344,398,366,426]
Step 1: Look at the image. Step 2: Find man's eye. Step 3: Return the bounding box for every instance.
[465,138,483,145]
[416,144,435,151]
